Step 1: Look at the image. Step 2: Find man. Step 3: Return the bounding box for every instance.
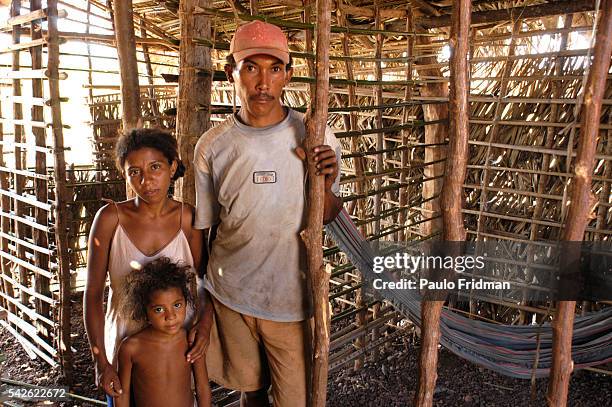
[193,21,342,407]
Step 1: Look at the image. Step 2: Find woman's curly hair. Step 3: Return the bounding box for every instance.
[115,128,186,181]
[122,257,195,322]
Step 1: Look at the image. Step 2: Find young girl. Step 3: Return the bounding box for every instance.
[83,128,212,406]
[116,257,211,407]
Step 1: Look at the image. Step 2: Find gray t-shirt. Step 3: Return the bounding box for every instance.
[193,108,341,321]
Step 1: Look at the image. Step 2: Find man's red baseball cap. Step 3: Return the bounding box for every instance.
[229,21,290,65]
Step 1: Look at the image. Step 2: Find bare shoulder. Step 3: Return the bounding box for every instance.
[94,202,117,222]
[179,202,196,230]
[114,198,138,215]
[91,203,119,236]
[169,199,195,234]
[118,334,140,358]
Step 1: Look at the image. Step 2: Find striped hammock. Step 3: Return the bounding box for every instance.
[325,208,612,379]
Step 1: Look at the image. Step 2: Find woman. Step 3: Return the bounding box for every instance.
[83,128,211,405]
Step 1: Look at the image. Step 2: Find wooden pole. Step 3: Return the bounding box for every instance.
[0,45,13,317]
[10,0,29,312]
[415,0,471,406]
[415,38,447,239]
[337,5,365,233]
[302,0,315,98]
[85,0,104,204]
[371,0,384,362]
[29,0,51,338]
[337,0,367,371]
[140,16,161,127]
[47,0,73,383]
[249,0,258,15]
[301,0,331,403]
[398,10,414,241]
[441,0,470,242]
[111,0,141,130]
[373,2,384,240]
[548,1,612,405]
[176,0,212,206]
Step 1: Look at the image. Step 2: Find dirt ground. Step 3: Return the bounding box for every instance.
[327,333,612,407]
[1,294,610,406]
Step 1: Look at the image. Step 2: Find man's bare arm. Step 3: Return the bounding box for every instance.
[313,145,342,223]
[296,144,343,224]
[323,190,342,224]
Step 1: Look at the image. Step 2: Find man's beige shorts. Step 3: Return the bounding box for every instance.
[205,296,310,407]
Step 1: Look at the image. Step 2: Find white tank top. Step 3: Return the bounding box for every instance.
[103,201,195,363]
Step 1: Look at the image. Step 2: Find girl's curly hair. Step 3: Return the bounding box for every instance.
[115,128,186,181]
[122,257,195,322]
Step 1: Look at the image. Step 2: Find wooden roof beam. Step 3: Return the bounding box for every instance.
[340,5,408,19]
[395,0,597,30]
[410,0,442,17]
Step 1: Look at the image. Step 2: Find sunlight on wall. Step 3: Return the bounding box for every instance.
[439,44,451,61]
[0,1,134,168]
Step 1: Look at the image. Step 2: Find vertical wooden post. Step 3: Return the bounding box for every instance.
[0,50,12,317]
[441,0,471,243]
[30,0,51,337]
[415,38,447,239]
[398,10,414,241]
[0,0,14,315]
[140,16,161,127]
[10,0,29,310]
[371,2,384,361]
[112,0,142,130]
[85,1,94,102]
[85,0,104,203]
[337,0,367,370]
[373,2,384,239]
[0,167,10,314]
[47,0,73,383]
[301,0,331,404]
[176,0,212,205]
[465,26,478,318]
[250,0,258,15]
[548,1,612,405]
[415,1,471,406]
[302,0,315,98]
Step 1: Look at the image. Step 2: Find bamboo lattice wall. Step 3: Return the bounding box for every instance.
[0,0,610,384]
[0,0,73,377]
